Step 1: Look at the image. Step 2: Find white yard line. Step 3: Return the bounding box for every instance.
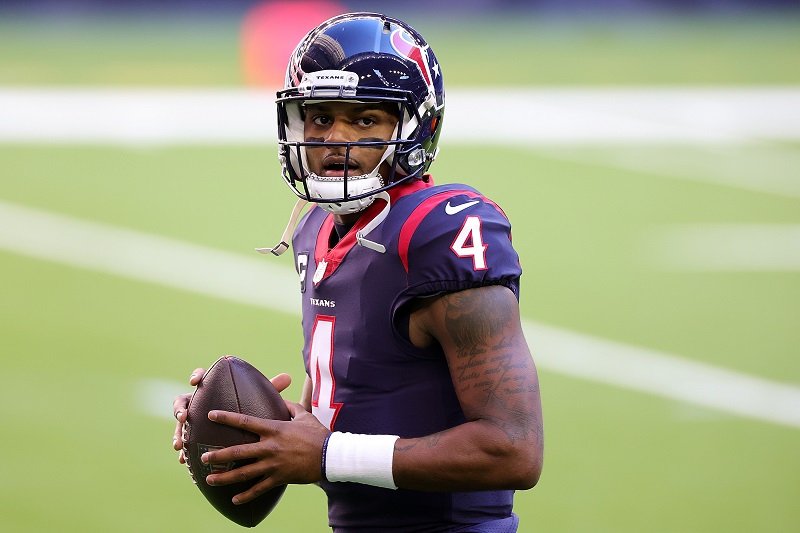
[446,87,800,144]
[1,87,800,145]
[646,224,800,271]
[136,378,190,421]
[0,200,300,312]
[2,200,799,428]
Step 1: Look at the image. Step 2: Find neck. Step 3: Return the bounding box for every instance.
[334,212,362,226]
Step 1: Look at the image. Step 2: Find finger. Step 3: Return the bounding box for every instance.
[173,413,183,449]
[284,400,306,419]
[189,368,206,386]
[205,455,267,487]
[172,393,190,420]
[269,373,292,393]
[174,416,190,449]
[172,393,191,448]
[208,410,274,433]
[178,448,186,464]
[173,425,182,450]
[232,476,281,505]
[201,440,264,467]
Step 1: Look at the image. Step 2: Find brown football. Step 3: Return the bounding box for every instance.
[183,355,290,527]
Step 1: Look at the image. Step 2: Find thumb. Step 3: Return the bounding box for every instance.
[284,400,307,419]
[270,373,292,393]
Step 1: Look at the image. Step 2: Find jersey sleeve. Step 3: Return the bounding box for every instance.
[398,190,522,302]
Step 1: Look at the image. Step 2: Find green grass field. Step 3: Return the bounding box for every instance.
[1,12,799,532]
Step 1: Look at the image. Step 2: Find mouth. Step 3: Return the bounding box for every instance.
[320,156,361,178]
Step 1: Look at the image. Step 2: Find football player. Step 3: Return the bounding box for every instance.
[173,12,543,532]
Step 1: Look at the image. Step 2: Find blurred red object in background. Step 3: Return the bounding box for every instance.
[242,0,344,88]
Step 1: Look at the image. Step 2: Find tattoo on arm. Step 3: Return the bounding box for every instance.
[440,287,542,446]
[443,289,512,358]
[395,432,444,452]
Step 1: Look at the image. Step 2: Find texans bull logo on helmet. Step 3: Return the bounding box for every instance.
[389,28,436,89]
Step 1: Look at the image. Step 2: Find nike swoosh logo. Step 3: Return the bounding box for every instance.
[444,200,480,215]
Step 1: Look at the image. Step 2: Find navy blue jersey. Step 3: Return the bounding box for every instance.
[291,177,522,532]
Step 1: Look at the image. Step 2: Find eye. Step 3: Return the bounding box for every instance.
[355,117,376,127]
[312,115,332,126]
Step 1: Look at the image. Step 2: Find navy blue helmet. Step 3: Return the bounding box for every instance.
[276,12,445,214]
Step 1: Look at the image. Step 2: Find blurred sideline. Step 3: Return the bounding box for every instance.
[2,199,799,428]
[2,87,800,144]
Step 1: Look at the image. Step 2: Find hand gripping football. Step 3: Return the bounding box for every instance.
[183,356,290,527]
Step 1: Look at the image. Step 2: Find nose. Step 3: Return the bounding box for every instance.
[324,118,354,143]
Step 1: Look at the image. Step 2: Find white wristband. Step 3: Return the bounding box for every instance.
[323,432,399,489]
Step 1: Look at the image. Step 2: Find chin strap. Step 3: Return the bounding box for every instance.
[355,191,390,254]
[257,192,390,257]
[256,198,308,256]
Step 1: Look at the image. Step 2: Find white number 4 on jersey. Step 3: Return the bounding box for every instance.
[450,215,488,270]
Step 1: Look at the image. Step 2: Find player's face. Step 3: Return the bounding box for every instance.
[303,101,399,178]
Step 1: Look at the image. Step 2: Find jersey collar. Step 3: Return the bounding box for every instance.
[312,176,433,284]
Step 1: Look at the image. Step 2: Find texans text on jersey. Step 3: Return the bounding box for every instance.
[310,298,336,308]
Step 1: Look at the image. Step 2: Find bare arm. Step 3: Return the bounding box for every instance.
[395,284,543,491]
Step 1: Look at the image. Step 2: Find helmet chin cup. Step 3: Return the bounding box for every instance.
[306,172,384,215]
